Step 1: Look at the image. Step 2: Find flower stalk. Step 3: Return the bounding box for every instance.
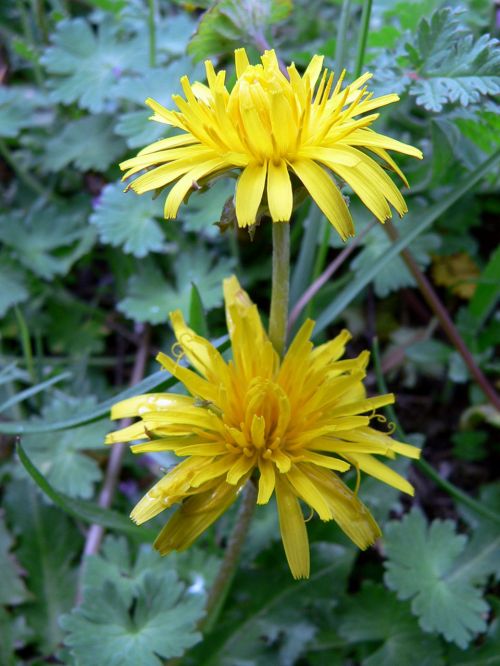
[269,222,291,357]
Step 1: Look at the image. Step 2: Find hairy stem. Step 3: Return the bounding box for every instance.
[269,222,291,356]
[385,222,500,410]
[201,481,258,633]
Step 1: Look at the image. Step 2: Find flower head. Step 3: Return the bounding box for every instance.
[107,277,420,579]
[120,49,422,240]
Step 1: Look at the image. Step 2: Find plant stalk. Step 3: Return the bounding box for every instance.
[372,337,500,526]
[354,0,373,78]
[385,222,500,411]
[200,481,257,633]
[269,222,291,356]
[148,0,156,67]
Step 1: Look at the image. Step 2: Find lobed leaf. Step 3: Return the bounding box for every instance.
[383,509,491,648]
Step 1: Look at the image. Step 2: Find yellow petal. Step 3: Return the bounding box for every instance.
[235,48,250,77]
[290,158,354,240]
[304,465,381,549]
[275,476,310,579]
[154,480,243,554]
[110,393,193,420]
[348,453,415,495]
[286,465,332,520]
[170,309,228,384]
[235,162,267,227]
[257,459,275,504]
[164,157,228,218]
[267,160,293,222]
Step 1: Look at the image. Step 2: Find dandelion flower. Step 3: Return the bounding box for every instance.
[120,49,422,240]
[107,277,420,579]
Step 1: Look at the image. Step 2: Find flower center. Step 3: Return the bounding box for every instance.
[223,377,291,465]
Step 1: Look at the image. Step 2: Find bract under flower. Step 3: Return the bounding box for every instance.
[107,276,420,579]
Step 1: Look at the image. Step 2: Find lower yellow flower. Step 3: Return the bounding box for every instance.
[107,277,420,579]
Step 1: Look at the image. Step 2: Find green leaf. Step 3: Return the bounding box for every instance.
[407,8,500,112]
[383,509,490,648]
[0,369,175,434]
[90,182,166,258]
[42,17,148,112]
[0,87,39,138]
[82,537,167,603]
[189,283,209,337]
[3,480,82,653]
[338,583,444,666]
[468,245,500,328]
[118,249,234,324]
[0,372,72,415]
[44,115,125,172]
[0,516,29,605]
[0,202,95,280]
[0,608,32,666]
[180,177,235,237]
[188,0,292,61]
[0,257,29,317]
[350,216,440,298]
[16,441,157,540]
[315,149,500,334]
[197,542,355,666]
[61,570,204,664]
[447,598,500,665]
[22,397,109,499]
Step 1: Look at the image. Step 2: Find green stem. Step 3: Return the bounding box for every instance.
[201,482,257,633]
[354,0,373,78]
[372,338,500,527]
[269,222,291,357]
[334,0,351,75]
[354,0,372,79]
[148,0,156,67]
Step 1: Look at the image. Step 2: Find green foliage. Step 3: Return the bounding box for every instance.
[406,8,500,112]
[0,203,95,280]
[338,583,444,666]
[0,258,29,317]
[3,481,82,653]
[383,509,493,648]
[44,115,126,172]
[17,441,157,540]
[0,87,42,139]
[21,396,109,499]
[188,0,293,61]
[91,182,166,257]
[1,0,499,663]
[0,516,29,606]
[41,18,148,112]
[61,537,204,664]
[118,249,234,324]
[351,217,440,298]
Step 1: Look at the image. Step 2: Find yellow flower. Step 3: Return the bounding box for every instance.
[107,276,420,579]
[120,49,422,240]
[432,252,480,299]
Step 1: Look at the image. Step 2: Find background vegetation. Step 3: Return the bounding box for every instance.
[0,0,499,664]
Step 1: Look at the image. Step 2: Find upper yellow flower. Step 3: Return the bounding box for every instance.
[107,276,420,579]
[120,49,422,240]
